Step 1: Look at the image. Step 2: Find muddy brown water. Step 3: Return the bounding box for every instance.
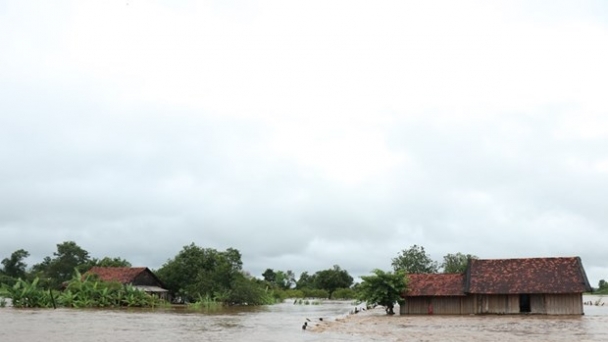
[1,297,607,342]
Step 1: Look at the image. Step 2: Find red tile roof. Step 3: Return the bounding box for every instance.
[86,267,148,284]
[406,273,465,296]
[465,257,592,294]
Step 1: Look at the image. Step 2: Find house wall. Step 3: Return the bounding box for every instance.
[475,294,520,314]
[403,293,584,315]
[543,293,584,315]
[401,296,474,315]
[133,271,162,287]
[475,293,583,315]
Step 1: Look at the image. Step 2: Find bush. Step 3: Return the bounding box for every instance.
[331,288,356,300]
[0,275,17,288]
[302,288,329,299]
[223,275,277,305]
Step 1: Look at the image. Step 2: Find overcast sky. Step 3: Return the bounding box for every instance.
[1,0,607,286]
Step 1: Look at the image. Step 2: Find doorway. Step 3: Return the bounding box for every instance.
[519,294,531,313]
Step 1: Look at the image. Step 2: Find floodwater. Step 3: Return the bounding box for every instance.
[0,296,606,342]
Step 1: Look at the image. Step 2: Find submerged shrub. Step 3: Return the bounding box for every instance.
[331,288,356,300]
[3,269,166,309]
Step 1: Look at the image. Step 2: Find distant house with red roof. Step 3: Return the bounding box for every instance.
[87,267,169,300]
[401,257,592,315]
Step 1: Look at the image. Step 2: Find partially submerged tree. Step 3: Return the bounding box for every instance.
[357,269,407,315]
[391,245,438,273]
[313,265,353,298]
[156,243,272,305]
[597,279,608,294]
[295,271,315,289]
[261,269,296,290]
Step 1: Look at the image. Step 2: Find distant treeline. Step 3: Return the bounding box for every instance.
[0,241,356,306]
[4,242,602,309]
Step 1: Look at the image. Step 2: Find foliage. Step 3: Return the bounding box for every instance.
[156,243,270,305]
[302,288,329,299]
[391,245,439,273]
[293,298,322,305]
[0,274,18,288]
[1,249,30,279]
[262,269,276,283]
[31,241,91,289]
[261,269,295,290]
[276,270,295,289]
[1,269,165,308]
[295,271,315,289]
[86,256,132,269]
[313,265,353,297]
[155,244,237,301]
[279,289,305,299]
[331,287,356,300]
[596,279,608,294]
[3,278,55,308]
[225,274,277,305]
[357,269,407,315]
[441,253,477,273]
[188,294,222,310]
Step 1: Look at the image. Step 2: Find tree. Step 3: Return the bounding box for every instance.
[357,269,407,315]
[1,249,30,279]
[441,253,477,273]
[391,245,438,273]
[31,241,91,288]
[313,265,353,298]
[599,279,607,290]
[296,271,315,289]
[155,243,255,304]
[262,269,276,283]
[261,269,295,290]
[284,270,296,289]
[86,256,132,269]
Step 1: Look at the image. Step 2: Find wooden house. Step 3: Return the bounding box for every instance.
[401,273,475,315]
[87,267,169,300]
[401,257,592,315]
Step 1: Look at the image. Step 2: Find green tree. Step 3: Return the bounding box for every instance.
[441,253,477,273]
[262,269,295,290]
[31,241,91,288]
[155,243,256,304]
[285,270,296,289]
[88,256,132,268]
[296,271,315,289]
[313,265,353,298]
[357,269,407,315]
[225,273,275,305]
[273,270,296,290]
[391,245,438,273]
[1,249,30,279]
[599,279,607,290]
[262,269,276,283]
